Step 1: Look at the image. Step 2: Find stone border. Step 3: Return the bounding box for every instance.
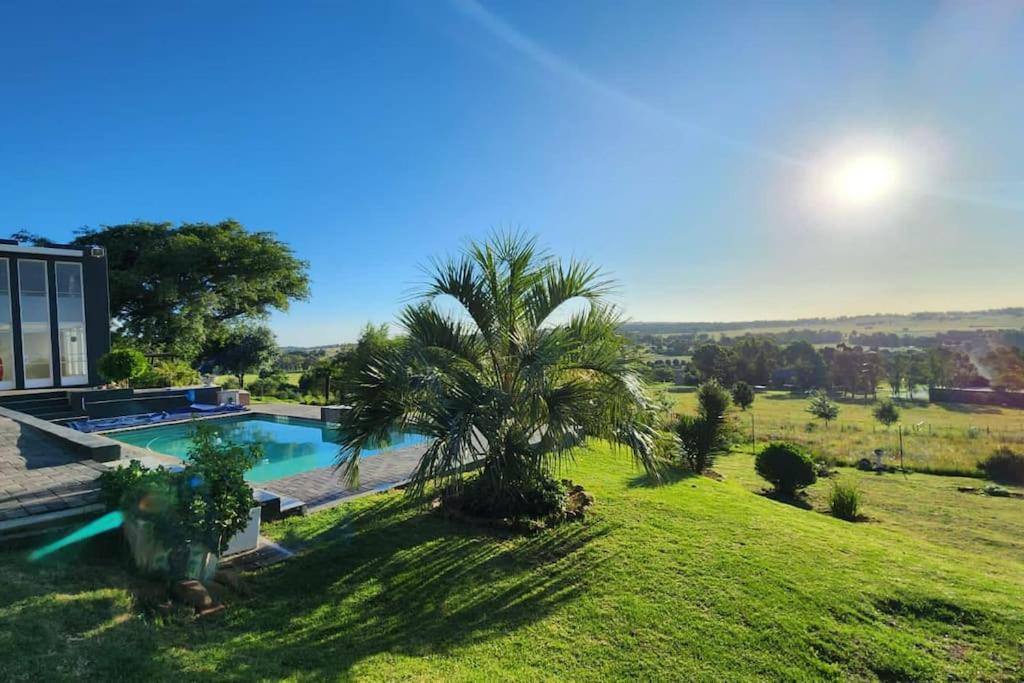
[0,405,121,462]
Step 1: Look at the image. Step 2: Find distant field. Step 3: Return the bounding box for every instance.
[624,308,1024,339]
[659,387,1024,477]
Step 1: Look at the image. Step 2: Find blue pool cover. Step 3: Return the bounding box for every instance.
[67,404,248,433]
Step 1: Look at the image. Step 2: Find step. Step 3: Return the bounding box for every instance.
[0,397,71,413]
[33,410,88,421]
[278,495,307,515]
[0,503,106,547]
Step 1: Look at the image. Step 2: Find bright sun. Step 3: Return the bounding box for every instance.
[827,153,902,206]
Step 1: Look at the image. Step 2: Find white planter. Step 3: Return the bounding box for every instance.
[224,506,261,556]
[122,505,261,579]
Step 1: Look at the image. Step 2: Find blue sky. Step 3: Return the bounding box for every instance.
[2,0,1022,345]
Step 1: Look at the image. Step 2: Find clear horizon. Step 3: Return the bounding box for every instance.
[3,1,1023,345]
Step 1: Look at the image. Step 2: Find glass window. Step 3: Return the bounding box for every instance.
[0,260,13,388]
[19,260,52,386]
[55,263,88,384]
[56,263,85,324]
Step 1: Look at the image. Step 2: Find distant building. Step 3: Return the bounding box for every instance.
[0,241,110,389]
[929,386,1024,409]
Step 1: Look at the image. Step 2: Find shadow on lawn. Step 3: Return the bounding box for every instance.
[627,464,696,488]
[167,494,611,680]
[933,402,1004,415]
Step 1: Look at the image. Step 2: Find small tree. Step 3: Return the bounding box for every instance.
[98,348,150,386]
[873,399,900,429]
[806,390,839,429]
[731,381,755,411]
[676,379,732,472]
[205,323,278,389]
[755,442,817,497]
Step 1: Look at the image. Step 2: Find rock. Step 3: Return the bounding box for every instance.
[172,580,213,610]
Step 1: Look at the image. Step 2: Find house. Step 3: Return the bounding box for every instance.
[0,240,110,389]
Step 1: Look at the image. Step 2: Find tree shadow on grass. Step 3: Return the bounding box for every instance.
[626,463,696,488]
[933,403,1003,415]
[158,494,612,681]
[757,490,813,510]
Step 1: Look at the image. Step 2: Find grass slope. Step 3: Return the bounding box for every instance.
[2,444,1022,681]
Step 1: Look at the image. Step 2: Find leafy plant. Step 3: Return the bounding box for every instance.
[755,442,817,497]
[134,359,200,388]
[676,379,732,472]
[182,425,261,555]
[979,447,1024,485]
[100,424,259,577]
[98,348,149,386]
[731,381,755,410]
[828,480,862,521]
[806,391,839,429]
[873,400,901,428]
[98,459,149,510]
[334,233,661,521]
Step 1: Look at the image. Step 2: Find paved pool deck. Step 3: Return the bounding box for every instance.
[1,401,432,533]
[0,417,107,524]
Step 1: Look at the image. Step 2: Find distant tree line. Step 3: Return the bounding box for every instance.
[646,334,1023,397]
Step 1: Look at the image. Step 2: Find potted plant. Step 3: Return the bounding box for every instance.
[101,424,261,581]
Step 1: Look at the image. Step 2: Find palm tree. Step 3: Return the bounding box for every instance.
[334,233,661,517]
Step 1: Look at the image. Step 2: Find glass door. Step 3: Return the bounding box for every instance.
[0,260,15,390]
[56,262,88,385]
[18,260,53,388]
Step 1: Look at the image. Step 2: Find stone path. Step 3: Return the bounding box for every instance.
[0,418,107,522]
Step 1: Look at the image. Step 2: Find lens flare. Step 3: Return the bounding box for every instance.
[28,511,124,561]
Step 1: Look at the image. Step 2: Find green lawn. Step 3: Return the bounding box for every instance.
[2,443,1023,681]
[662,388,1024,477]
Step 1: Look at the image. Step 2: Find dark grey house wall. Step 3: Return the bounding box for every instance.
[82,250,111,385]
[0,245,111,390]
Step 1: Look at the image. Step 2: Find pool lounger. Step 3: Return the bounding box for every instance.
[68,403,248,433]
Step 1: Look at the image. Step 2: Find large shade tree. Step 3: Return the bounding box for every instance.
[334,234,661,516]
[22,221,310,358]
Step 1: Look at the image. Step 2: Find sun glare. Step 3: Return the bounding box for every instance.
[827,153,901,206]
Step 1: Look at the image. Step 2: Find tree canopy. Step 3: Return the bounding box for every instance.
[60,221,309,357]
[204,323,279,389]
[334,233,661,518]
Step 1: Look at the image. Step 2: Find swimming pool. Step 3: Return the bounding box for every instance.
[108,415,428,483]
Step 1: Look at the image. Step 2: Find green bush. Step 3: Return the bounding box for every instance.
[731,381,755,410]
[248,377,280,397]
[98,348,149,385]
[218,376,240,390]
[873,400,900,428]
[99,424,260,577]
[134,360,201,388]
[979,447,1024,485]
[456,470,567,520]
[676,379,732,472]
[755,442,817,497]
[828,480,861,521]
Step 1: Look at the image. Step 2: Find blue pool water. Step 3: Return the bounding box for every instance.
[109,415,427,483]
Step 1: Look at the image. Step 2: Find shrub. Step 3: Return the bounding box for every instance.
[755,442,817,497]
[456,470,567,520]
[731,381,755,410]
[218,376,240,390]
[98,348,149,386]
[134,360,201,388]
[100,424,260,578]
[248,377,280,397]
[979,447,1024,485]
[676,379,732,472]
[828,480,862,521]
[873,400,900,428]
